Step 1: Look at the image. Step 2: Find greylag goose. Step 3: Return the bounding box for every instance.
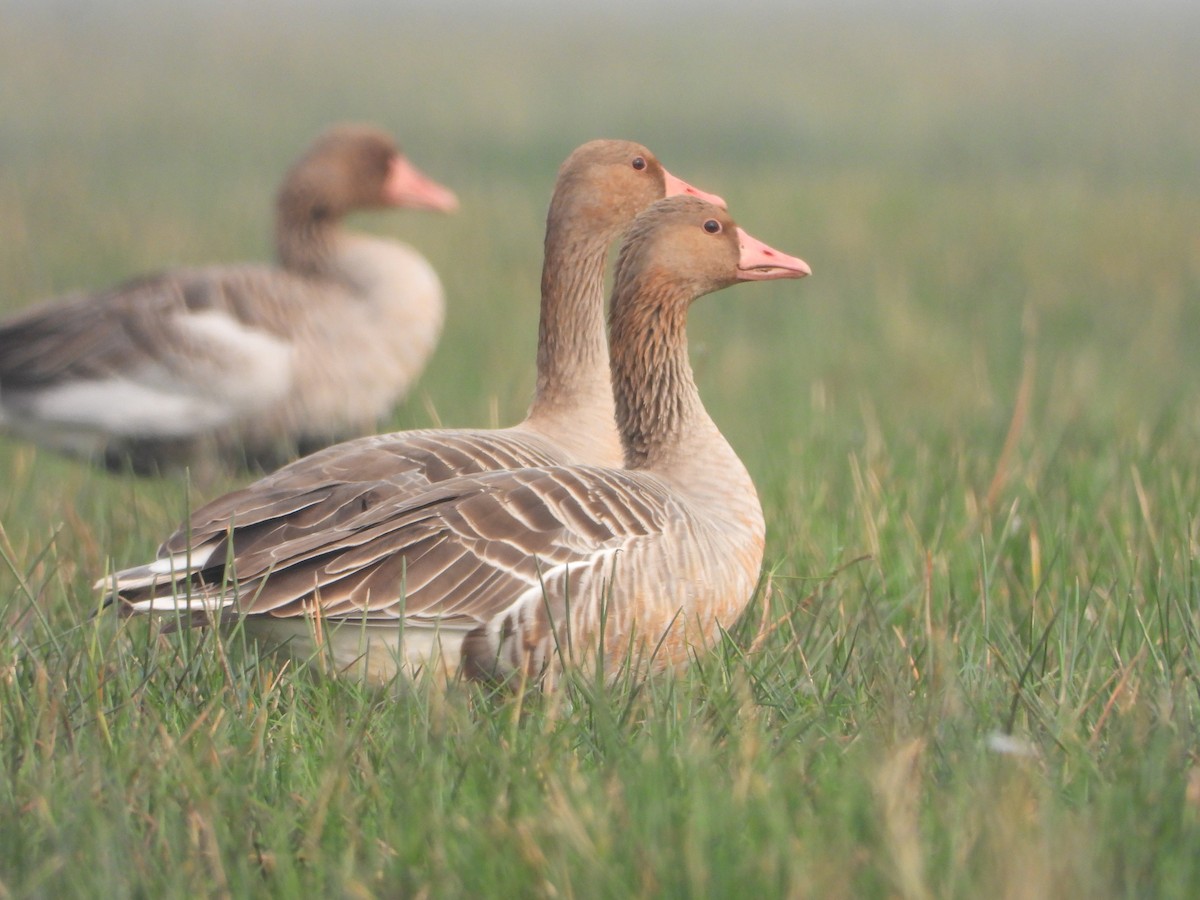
[156,139,724,544]
[101,196,811,684]
[0,123,458,471]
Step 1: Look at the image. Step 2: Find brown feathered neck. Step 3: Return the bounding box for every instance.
[274,177,349,277]
[526,178,621,421]
[608,251,706,471]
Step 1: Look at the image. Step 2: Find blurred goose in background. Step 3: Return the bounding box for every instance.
[101,196,811,685]
[0,123,458,472]
[155,139,725,547]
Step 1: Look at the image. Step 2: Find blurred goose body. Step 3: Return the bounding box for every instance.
[102,197,810,684]
[0,124,457,470]
[159,140,724,545]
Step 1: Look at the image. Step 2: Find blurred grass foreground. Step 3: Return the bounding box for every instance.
[2,1,1200,896]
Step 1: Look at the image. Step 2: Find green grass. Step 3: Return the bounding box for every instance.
[3,1,1200,895]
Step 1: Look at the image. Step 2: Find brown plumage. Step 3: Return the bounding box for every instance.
[0,124,457,471]
[101,196,810,686]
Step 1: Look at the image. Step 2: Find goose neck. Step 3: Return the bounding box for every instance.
[527,219,613,420]
[609,272,706,470]
[274,191,341,276]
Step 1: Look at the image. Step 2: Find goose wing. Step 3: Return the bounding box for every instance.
[112,463,680,645]
[0,266,300,435]
[156,429,575,559]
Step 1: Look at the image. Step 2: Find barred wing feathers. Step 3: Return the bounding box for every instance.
[155,428,576,559]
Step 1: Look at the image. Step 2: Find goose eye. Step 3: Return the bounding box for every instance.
[631,156,647,171]
[703,219,722,234]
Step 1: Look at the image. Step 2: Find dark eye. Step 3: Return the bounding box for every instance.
[703,219,722,234]
[631,156,647,170]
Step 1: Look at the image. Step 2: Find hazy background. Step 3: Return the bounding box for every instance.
[2,0,1198,538]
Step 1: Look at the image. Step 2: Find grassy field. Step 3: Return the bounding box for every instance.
[2,0,1200,895]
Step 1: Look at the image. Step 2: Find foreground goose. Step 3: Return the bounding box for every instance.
[158,139,723,546]
[0,124,458,471]
[101,196,810,684]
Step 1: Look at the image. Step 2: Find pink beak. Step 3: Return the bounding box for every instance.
[662,168,727,210]
[383,155,459,212]
[736,227,811,281]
